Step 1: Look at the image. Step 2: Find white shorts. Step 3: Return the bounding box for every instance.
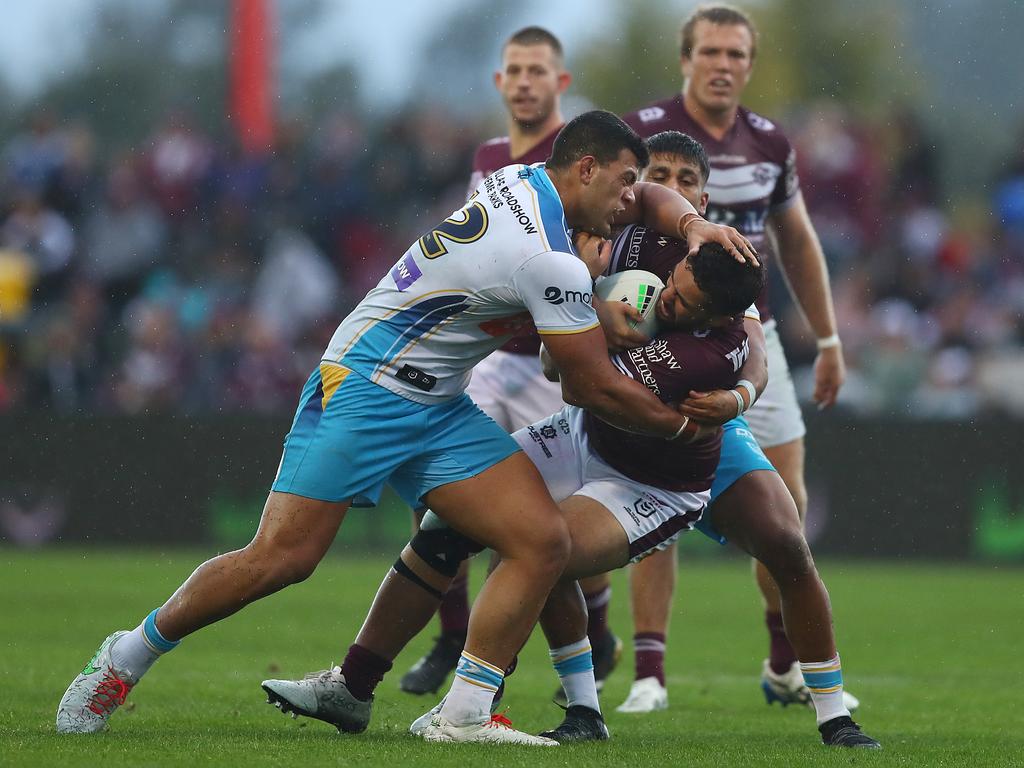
[743,321,807,449]
[466,349,567,433]
[513,406,709,563]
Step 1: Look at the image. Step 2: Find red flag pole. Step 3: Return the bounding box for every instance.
[230,0,275,154]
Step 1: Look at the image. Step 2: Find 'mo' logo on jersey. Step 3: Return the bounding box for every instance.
[544,286,592,305]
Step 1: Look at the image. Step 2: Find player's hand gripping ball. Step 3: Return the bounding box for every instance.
[594,269,664,338]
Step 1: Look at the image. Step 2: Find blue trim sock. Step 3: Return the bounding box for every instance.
[550,638,599,713]
[110,609,181,681]
[800,654,851,725]
[438,651,504,725]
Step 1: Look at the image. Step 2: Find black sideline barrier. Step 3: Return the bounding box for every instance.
[1,413,1020,561]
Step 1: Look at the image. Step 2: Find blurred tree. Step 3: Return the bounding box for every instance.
[13,0,228,153]
[4,0,334,155]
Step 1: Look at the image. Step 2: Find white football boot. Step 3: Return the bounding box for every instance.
[615,676,669,713]
[421,713,558,746]
[57,631,136,733]
[262,666,372,733]
[410,697,445,736]
[761,660,860,712]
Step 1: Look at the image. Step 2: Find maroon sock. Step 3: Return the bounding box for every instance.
[766,611,798,675]
[439,573,470,637]
[340,643,393,701]
[634,632,666,686]
[584,586,611,642]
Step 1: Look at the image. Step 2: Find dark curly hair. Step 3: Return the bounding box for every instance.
[687,242,766,317]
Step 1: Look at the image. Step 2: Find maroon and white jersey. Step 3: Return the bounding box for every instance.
[467,127,562,355]
[585,226,748,491]
[623,96,799,322]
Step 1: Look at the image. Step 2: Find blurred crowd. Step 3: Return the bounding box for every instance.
[0,104,1021,417]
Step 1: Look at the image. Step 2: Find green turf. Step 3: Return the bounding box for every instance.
[3,549,1022,766]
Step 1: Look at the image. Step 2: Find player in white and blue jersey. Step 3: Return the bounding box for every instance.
[56,110,756,746]
[261,132,877,750]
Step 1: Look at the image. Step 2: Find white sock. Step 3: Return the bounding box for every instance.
[550,638,600,713]
[110,609,179,681]
[801,654,851,725]
[438,652,503,725]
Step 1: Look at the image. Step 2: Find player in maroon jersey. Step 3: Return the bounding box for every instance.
[621,4,855,712]
[261,132,878,749]
[400,26,623,700]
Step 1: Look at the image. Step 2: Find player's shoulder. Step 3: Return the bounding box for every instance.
[609,224,685,281]
[738,105,793,152]
[472,136,511,170]
[482,164,574,259]
[622,95,681,132]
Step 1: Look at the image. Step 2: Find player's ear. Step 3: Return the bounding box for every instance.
[493,70,503,91]
[698,191,709,216]
[578,155,597,185]
[557,70,572,93]
[680,54,693,81]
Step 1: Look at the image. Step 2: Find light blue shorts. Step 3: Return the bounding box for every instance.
[271,364,520,508]
[694,415,777,544]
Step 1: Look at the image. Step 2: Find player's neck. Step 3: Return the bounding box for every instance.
[682,91,738,141]
[507,113,563,159]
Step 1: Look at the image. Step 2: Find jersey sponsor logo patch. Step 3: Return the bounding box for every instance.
[637,106,666,123]
[391,254,422,292]
[395,364,437,391]
[625,226,647,268]
[527,424,554,458]
[726,337,750,372]
[746,111,776,131]
[632,492,667,519]
[544,286,593,306]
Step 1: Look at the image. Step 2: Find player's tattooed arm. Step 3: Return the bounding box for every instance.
[679,318,767,425]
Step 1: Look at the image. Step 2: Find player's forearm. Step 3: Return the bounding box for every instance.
[739,319,768,398]
[561,371,686,439]
[621,181,699,238]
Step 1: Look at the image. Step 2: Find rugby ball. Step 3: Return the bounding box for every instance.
[594,269,664,338]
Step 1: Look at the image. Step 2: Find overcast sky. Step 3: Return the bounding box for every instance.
[0,0,619,105]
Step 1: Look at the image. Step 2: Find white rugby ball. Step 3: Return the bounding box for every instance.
[594,269,664,338]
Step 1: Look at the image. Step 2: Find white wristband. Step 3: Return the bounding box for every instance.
[816,334,841,350]
[730,388,745,418]
[736,379,757,409]
[668,416,690,441]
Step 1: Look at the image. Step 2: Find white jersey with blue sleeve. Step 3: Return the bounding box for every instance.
[323,164,599,403]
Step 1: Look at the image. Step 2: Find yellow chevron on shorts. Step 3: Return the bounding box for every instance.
[319,362,351,410]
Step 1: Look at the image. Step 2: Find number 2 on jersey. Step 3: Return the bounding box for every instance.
[418,201,489,259]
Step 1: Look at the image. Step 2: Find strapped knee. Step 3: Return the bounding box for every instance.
[409,525,484,578]
[392,557,444,600]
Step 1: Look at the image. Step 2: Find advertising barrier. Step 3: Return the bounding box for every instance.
[2,413,1020,561]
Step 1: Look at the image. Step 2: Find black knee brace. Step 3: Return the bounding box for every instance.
[392,557,444,600]
[409,525,484,578]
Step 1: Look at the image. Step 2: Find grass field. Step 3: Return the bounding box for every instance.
[3,549,1022,767]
